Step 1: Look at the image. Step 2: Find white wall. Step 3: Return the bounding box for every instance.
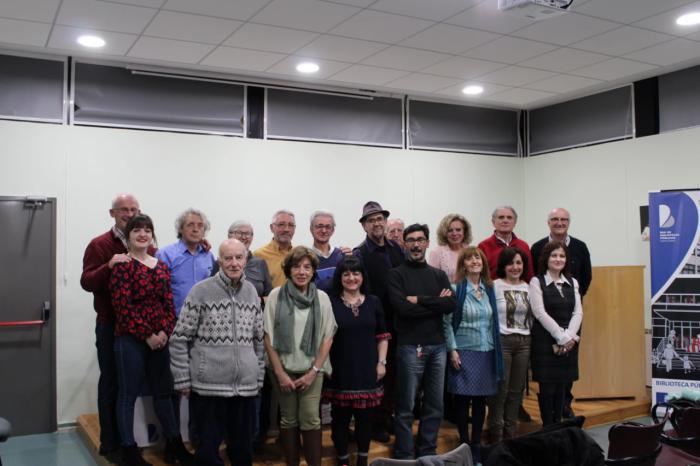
[0,120,524,424]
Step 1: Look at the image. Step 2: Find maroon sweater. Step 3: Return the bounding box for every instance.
[478,232,535,282]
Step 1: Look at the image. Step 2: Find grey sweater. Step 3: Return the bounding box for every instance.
[170,271,264,397]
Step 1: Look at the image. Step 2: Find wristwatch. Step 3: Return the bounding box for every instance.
[379,359,387,366]
[312,365,322,374]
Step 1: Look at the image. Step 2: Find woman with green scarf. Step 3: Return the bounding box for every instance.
[264,246,337,466]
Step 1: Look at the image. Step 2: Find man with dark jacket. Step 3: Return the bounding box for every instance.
[388,223,456,459]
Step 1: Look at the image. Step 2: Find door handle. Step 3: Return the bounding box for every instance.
[0,302,50,327]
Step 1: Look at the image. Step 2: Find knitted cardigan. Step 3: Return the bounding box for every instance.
[170,271,264,397]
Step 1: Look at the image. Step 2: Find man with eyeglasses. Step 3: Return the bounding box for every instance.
[530,207,591,419]
[254,210,296,288]
[309,210,351,293]
[353,201,405,442]
[81,193,149,463]
[387,224,456,459]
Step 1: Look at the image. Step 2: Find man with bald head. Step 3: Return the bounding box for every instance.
[170,239,264,466]
[81,193,146,461]
[530,208,592,419]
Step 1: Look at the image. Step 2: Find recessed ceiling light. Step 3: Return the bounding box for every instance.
[296,62,319,73]
[77,35,106,48]
[462,85,484,96]
[676,12,700,26]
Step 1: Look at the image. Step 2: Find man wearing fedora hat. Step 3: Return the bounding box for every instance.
[353,201,405,442]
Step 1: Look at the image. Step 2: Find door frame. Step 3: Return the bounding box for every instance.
[0,196,57,433]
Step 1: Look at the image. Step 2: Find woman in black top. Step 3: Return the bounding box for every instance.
[528,241,583,426]
[323,256,389,466]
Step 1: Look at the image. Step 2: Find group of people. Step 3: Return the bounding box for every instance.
[81,195,592,466]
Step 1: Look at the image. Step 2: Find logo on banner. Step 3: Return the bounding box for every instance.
[659,204,675,228]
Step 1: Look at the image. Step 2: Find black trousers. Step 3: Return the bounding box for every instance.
[538,383,565,427]
[192,393,256,466]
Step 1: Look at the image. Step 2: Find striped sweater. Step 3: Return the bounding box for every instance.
[170,271,264,397]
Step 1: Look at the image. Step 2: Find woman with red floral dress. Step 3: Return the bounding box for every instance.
[323,256,390,466]
[109,214,192,466]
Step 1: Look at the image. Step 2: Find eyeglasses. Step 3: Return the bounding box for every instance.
[313,224,333,231]
[550,217,570,223]
[404,237,427,245]
[275,222,296,229]
[113,207,139,214]
[232,230,253,238]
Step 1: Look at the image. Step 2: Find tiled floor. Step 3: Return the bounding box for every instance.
[0,418,650,466]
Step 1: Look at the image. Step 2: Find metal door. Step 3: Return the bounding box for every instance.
[0,196,56,435]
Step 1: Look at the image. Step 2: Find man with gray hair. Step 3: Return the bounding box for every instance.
[309,210,351,293]
[254,210,296,288]
[170,238,264,466]
[156,208,216,315]
[386,218,405,249]
[478,206,534,281]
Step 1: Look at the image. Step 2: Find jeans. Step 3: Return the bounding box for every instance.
[393,344,446,459]
[95,322,120,453]
[487,334,531,438]
[193,394,256,466]
[114,334,178,446]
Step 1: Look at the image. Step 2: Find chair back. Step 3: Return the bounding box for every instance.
[656,404,700,457]
[606,419,666,465]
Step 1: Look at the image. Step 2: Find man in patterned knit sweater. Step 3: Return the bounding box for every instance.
[170,239,264,466]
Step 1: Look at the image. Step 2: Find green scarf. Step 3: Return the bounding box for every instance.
[273,281,321,357]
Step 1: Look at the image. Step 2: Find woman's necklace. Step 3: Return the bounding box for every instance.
[341,293,365,318]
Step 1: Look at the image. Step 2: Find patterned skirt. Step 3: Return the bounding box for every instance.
[446,349,498,396]
[322,386,384,409]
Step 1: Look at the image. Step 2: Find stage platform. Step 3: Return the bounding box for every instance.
[77,391,650,466]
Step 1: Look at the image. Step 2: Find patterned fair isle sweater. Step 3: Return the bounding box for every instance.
[170,271,264,397]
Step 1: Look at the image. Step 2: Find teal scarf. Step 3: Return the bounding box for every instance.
[273,281,321,357]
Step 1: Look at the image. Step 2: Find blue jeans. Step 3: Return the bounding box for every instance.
[114,334,178,446]
[393,344,446,459]
[95,322,120,453]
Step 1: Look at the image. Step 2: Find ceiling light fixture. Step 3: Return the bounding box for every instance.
[77,35,106,48]
[676,12,700,26]
[462,85,484,96]
[296,62,320,73]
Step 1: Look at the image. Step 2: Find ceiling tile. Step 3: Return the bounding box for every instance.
[384,73,461,93]
[296,35,386,62]
[251,0,359,33]
[479,66,556,86]
[0,0,61,23]
[625,38,700,66]
[223,24,317,54]
[463,36,557,64]
[488,88,556,107]
[632,2,700,36]
[323,0,375,6]
[56,0,157,34]
[400,24,500,55]
[524,74,603,93]
[512,13,619,46]
[0,18,51,47]
[422,56,505,79]
[446,0,539,34]
[572,26,674,56]
[48,25,137,55]
[144,11,242,44]
[369,0,479,22]
[265,55,351,79]
[571,57,658,80]
[329,10,433,43]
[519,47,609,72]
[200,46,286,71]
[328,64,410,86]
[162,0,269,21]
[575,0,695,24]
[103,0,165,7]
[127,36,214,63]
[436,81,511,99]
[361,46,450,72]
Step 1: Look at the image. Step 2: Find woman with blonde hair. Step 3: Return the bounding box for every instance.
[429,214,472,283]
[443,246,503,464]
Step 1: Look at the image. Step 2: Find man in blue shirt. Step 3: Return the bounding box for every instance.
[157,208,216,315]
[310,210,351,294]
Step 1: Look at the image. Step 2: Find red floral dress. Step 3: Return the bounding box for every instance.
[109,259,176,340]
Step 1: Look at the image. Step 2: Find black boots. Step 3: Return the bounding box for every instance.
[121,445,152,466]
[164,436,194,466]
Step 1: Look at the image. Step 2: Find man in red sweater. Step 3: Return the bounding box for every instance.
[478,206,535,281]
[80,193,141,462]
